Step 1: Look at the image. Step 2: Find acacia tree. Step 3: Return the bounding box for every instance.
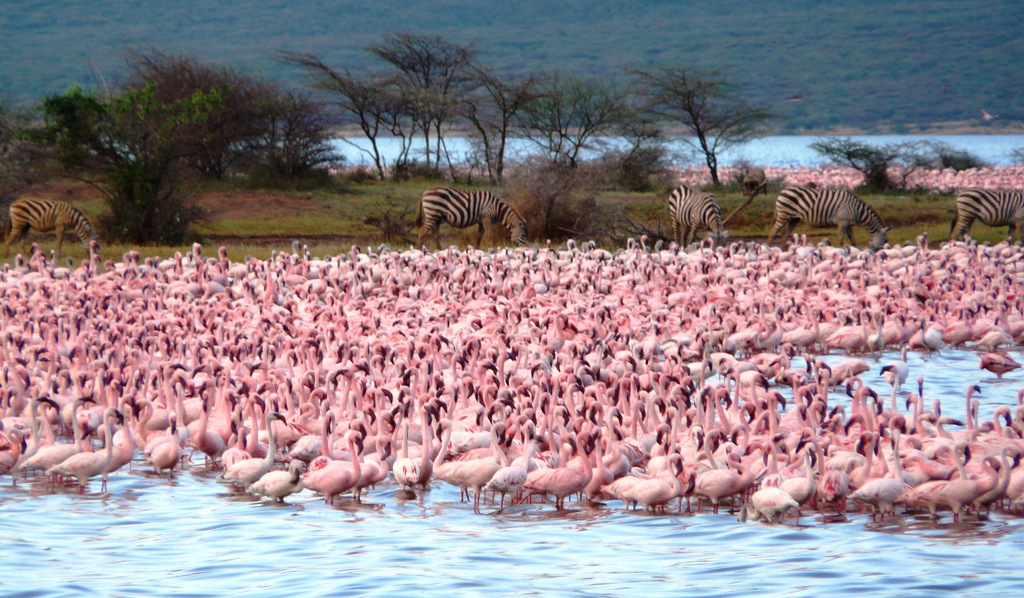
[462,66,543,183]
[124,48,269,178]
[246,87,338,179]
[0,102,35,206]
[516,73,626,168]
[630,66,771,185]
[23,85,221,243]
[279,51,419,180]
[610,111,667,192]
[365,32,475,172]
[810,137,932,190]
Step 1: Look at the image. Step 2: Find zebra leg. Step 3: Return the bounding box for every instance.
[672,220,681,246]
[839,222,855,247]
[767,218,786,246]
[55,225,65,259]
[950,216,972,241]
[780,220,798,246]
[7,224,30,257]
[476,221,485,248]
[3,228,14,258]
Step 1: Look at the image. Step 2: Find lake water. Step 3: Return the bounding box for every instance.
[331,135,1024,169]
[3,347,1023,597]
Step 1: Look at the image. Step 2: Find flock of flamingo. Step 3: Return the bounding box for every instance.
[2,234,1024,526]
[674,165,1024,194]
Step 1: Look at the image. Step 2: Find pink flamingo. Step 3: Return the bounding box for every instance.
[903,445,997,521]
[47,407,119,492]
[621,454,684,512]
[694,451,753,514]
[850,430,907,520]
[147,413,184,477]
[980,353,1021,379]
[0,426,24,479]
[352,437,391,503]
[19,398,92,479]
[486,439,535,509]
[779,448,817,521]
[522,434,593,510]
[303,431,361,504]
[434,423,506,513]
[742,487,799,523]
[248,460,306,502]
[219,407,284,487]
[101,409,136,491]
[393,411,434,493]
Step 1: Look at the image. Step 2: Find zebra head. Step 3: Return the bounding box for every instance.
[510,221,529,246]
[709,227,729,246]
[869,227,891,251]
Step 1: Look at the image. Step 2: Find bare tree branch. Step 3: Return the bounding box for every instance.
[628,66,771,185]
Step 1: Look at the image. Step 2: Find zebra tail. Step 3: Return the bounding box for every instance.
[950,202,958,235]
[3,211,10,240]
[415,198,423,228]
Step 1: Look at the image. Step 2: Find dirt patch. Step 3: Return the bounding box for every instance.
[21,180,321,220]
[197,189,332,221]
[202,233,362,247]
[18,180,102,205]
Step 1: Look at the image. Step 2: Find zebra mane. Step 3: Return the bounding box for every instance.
[504,201,526,224]
[859,199,886,230]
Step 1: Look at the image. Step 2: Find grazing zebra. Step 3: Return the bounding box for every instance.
[415,187,528,250]
[4,197,99,258]
[668,185,725,246]
[767,186,889,250]
[742,167,768,197]
[950,188,1024,244]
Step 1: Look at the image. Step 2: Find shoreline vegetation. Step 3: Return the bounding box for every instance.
[3,41,1021,264]
[5,164,1022,266]
[330,124,1024,138]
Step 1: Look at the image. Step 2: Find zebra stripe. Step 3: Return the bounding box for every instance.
[416,187,528,249]
[667,186,724,246]
[4,198,98,258]
[768,186,889,250]
[950,189,1024,243]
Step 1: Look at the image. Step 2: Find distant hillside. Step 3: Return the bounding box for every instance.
[2,0,1022,132]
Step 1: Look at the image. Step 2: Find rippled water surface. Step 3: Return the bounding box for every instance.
[3,349,1024,597]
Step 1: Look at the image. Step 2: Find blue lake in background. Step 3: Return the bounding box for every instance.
[331,135,1024,169]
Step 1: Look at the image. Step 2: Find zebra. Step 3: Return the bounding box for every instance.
[4,197,99,258]
[950,188,1024,244]
[668,185,725,246]
[767,186,889,250]
[415,186,528,250]
[742,167,768,197]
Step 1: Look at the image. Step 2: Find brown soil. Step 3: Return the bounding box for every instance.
[197,189,335,221]
[21,180,325,244]
[201,233,362,247]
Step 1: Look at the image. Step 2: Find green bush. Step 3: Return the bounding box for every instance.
[243,165,338,191]
[927,142,988,171]
[26,85,221,244]
[613,146,669,192]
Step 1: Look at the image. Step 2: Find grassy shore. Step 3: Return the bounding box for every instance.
[0,177,1004,266]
